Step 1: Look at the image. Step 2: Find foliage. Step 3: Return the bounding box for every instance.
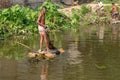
[104,6,111,12]
[81,5,90,15]
[0,0,73,38]
[71,9,81,25]
[0,5,38,37]
[71,5,112,25]
[71,5,92,26]
[71,5,99,25]
[0,0,117,38]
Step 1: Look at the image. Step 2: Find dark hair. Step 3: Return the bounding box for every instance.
[42,6,47,10]
[112,3,115,5]
[98,0,100,2]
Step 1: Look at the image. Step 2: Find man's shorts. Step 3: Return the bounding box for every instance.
[38,25,46,35]
[113,11,119,18]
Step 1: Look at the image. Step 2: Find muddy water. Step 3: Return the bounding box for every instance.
[0,25,120,80]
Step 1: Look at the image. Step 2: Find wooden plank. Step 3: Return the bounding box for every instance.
[28,48,65,59]
[111,20,120,24]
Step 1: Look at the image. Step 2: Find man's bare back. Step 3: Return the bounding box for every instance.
[112,5,118,12]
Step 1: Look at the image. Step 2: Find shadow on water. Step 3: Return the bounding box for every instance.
[40,61,48,80]
[0,24,120,80]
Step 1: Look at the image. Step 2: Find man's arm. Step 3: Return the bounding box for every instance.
[116,6,119,12]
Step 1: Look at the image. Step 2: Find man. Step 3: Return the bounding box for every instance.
[37,6,49,52]
[110,3,119,20]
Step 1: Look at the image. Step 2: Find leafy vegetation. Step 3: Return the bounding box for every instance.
[0,0,74,38]
[71,5,95,25]
[71,9,81,26]
[71,4,116,25]
[0,5,38,37]
[0,0,119,38]
[81,5,90,15]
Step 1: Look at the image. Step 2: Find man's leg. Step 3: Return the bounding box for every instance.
[43,33,49,51]
[115,13,119,20]
[46,32,50,43]
[40,34,43,51]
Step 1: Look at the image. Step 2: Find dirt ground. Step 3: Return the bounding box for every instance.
[58,4,113,16]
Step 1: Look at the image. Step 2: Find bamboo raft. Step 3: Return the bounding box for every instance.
[111,20,120,24]
[16,41,65,59]
[28,48,65,59]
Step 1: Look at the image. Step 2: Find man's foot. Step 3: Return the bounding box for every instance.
[46,48,50,52]
[38,49,42,53]
[44,48,50,52]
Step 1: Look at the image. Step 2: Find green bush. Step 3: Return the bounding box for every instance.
[81,5,90,15]
[0,5,38,37]
[71,9,81,25]
[0,0,74,38]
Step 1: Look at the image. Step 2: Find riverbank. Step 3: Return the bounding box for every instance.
[59,3,120,25]
[58,4,112,16]
[0,1,120,38]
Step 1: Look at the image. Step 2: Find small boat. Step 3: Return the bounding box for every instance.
[16,41,64,59]
[28,48,65,59]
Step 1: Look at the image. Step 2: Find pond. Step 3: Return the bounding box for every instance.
[0,24,120,80]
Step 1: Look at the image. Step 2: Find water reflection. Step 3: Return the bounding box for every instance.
[0,59,17,80]
[98,26,104,41]
[40,61,48,80]
[111,25,119,40]
[65,30,83,65]
[0,40,27,60]
[0,25,120,80]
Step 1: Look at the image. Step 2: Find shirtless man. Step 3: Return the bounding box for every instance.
[110,3,119,20]
[37,6,49,52]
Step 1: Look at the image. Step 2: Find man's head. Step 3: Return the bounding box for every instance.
[112,3,115,5]
[98,0,100,3]
[42,6,47,13]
